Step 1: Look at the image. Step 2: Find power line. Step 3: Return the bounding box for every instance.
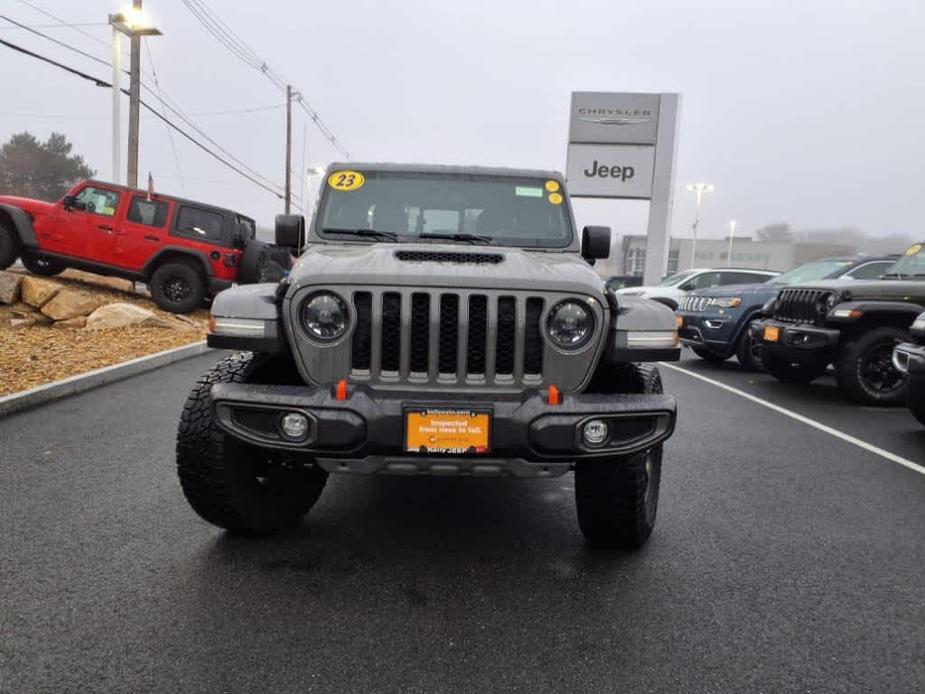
[180,0,350,159]
[144,41,186,196]
[18,0,109,49]
[1,14,109,68]
[0,36,285,200]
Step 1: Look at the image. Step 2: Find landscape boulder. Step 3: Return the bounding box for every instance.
[0,270,23,304]
[52,316,88,329]
[85,302,179,329]
[40,289,101,321]
[61,269,136,294]
[21,276,61,308]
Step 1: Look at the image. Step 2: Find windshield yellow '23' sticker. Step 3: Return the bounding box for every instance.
[905,243,922,256]
[328,170,365,191]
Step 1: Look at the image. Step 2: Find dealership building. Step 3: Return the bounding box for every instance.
[611,235,858,278]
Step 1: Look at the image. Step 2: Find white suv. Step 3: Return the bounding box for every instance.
[614,268,779,309]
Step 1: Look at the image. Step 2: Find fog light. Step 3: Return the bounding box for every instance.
[582,419,609,447]
[280,412,309,440]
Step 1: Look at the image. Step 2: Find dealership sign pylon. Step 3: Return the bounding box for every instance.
[567,92,681,285]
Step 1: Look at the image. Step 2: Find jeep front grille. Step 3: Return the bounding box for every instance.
[679,296,711,312]
[350,290,545,384]
[774,288,827,324]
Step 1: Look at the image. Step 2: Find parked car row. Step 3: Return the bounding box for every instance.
[669,243,925,426]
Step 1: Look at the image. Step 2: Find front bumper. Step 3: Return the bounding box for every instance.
[893,342,925,403]
[677,310,738,355]
[751,318,840,363]
[210,382,677,477]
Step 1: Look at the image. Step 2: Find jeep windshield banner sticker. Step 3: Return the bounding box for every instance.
[548,192,563,205]
[327,170,365,191]
[515,186,543,198]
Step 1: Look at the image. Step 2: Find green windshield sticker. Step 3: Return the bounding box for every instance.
[515,186,543,198]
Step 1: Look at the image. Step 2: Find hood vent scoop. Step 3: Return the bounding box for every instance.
[395,250,504,265]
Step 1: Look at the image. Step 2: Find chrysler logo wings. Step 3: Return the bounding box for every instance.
[578,115,651,126]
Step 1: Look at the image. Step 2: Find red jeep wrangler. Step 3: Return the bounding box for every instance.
[0,180,292,313]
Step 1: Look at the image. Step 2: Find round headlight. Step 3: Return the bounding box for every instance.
[300,292,349,341]
[547,300,595,349]
[825,293,839,311]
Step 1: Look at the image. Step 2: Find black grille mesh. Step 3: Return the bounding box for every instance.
[496,297,516,375]
[774,288,827,324]
[351,292,372,370]
[410,294,430,373]
[466,295,488,375]
[381,293,401,371]
[438,294,459,373]
[396,250,503,265]
[524,298,544,376]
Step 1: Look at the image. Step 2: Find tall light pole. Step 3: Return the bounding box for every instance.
[109,5,161,188]
[685,182,714,269]
[727,219,737,266]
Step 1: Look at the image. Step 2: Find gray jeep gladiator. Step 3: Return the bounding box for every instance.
[176,163,680,548]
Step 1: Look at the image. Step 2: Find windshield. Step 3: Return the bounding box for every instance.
[884,243,924,278]
[316,170,573,248]
[657,270,697,286]
[770,259,854,285]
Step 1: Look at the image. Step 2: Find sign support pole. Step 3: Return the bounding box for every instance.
[642,93,681,286]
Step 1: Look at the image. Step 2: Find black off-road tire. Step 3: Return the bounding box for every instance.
[691,346,729,362]
[735,324,765,372]
[176,352,328,533]
[0,221,20,270]
[20,252,65,277]
[575,363,664,550]
[835,327,910,405]
[764,354,828,384]
[150,261,205,313]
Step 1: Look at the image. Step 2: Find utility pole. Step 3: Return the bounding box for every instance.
[685,182,714,269]
[126,0,142,188]
[285,85,293,214]
[110,25,121,183]
[110,4,160,188]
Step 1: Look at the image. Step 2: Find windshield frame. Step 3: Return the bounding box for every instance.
[311,169,578,251]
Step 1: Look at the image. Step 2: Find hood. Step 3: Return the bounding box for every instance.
[288,242,605,296]
[786,279,924,301]
[689,282,780,298]
[0,195,56,215]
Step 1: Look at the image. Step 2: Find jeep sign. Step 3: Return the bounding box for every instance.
[567,91,681,284]
[565,144,655,199]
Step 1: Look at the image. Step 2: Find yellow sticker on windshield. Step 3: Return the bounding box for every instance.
[548,192,563,205]
[905,243,922,256]
[328,170,365,191]
[545,180,560,193]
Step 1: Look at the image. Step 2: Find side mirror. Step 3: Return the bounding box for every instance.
[679,282,695,291]
[62,195,76,211]
[275,214,305,250]
[581,225,611,260]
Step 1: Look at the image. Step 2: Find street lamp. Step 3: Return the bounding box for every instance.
[685,182,714,269]
[109,4,161,187]
[727,219,737,266]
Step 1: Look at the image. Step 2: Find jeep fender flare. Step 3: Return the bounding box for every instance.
[599,294,681,364]
[142,246,214,280]
[0,203,39,249]
[828,300,925,325]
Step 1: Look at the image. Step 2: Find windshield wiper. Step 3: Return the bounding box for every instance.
[419,232,493,245]
[323,228,399,242]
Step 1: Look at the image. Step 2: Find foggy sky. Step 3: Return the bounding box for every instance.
[1,0,922,239]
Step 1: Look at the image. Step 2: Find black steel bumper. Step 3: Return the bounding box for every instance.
[210,382,677,476]
[751,318,841,363]
[894,342,925,402]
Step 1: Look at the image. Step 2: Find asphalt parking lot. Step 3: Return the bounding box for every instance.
[2,350,923,694]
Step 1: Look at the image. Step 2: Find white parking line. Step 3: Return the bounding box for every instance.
[660,362,925,477]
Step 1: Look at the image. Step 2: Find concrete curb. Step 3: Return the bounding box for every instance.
[0,341,211,418]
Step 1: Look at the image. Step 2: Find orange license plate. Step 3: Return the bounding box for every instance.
[405,409,490,455]
[763,326,780,342]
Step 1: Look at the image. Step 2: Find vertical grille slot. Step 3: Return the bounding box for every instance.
[438,294,459,374]
[381,293,401,372]
[524,298,544,376]
[467,295,488,376]
[496,296,516,376]
[410,293,430,373]
[351,292,372,370]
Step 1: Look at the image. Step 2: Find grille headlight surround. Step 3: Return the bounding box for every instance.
[300,291,350,342]
[818,292,840,315]
[709,297,742,308]
[547,299,595,350]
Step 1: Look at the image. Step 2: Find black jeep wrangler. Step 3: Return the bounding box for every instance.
[751,242,925,405]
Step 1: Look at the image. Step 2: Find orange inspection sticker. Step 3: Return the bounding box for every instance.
[763,325,780,342]
[405,409,490,455]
